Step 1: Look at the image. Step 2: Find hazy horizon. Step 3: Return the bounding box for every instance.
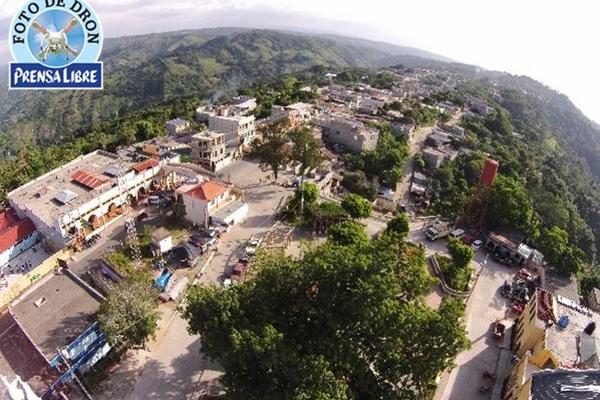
[1,0,599,123]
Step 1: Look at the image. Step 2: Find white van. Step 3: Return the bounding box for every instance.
[449,229,465,239]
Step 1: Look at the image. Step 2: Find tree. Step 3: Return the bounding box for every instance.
[328,220,368,246]
[447,238,475,270]
[342,171,377,200]
[251,119,292,181]
[185,233,468,400]
[386,213,410,237]
[537,226,583,276]
[284,183,319,220]
[98,276,159,349]
[486,175,533,233]
[341,194,373,219]
[290,125,324,179]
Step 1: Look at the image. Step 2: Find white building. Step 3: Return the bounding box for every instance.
[152,228,173,255]
[232,97,257,115]
[181,181,248,227]
[0,209,38,267]
[208,113,256,146]
[7,151,163,250]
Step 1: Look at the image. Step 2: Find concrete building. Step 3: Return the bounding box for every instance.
[422,147,447,170]
[152,228,173,255]
[208,112,256,146]
[0,209,38,267]
[181,181,248,228]
[7,151,162,250]
[316,115,379,152]
[232,97,257,115]
[391,122,415,142]
[165,118,190,135]
[505,289,600,400]
[271,103,314,126]
[190,131,232,172]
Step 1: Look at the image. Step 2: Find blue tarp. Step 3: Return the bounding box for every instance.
[155,270,173,292]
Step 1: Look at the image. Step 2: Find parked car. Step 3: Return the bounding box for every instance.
[244,237,261,256]
[449,229,465,239]
[461,234,475,245]
[472,240,483,251]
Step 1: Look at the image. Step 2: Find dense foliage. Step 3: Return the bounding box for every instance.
[341,194,373,219]
[185,229,468,400]
[98,275,159,349]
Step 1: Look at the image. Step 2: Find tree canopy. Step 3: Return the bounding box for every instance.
[98,275,160,349]
[328,220,368,246]
[486,175,534,234]
[251,119,292,180]
[341,194,373,220]
[185,230,468,400]
[386,213,410,237]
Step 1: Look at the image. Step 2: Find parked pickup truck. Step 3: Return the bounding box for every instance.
[425,221,452,241]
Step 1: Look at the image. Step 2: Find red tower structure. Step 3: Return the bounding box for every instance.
[458,159,499,230]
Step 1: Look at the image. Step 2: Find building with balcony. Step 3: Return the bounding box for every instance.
[7,151,162,250]
[190,131,232,172]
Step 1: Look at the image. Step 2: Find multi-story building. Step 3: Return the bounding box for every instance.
[208,112,256,146]
[7,151,162,250]
[315,115,379,152]
[504,288,600,399]
[181,180,248,228]
[271,103,314,127]
[190,131,232,172]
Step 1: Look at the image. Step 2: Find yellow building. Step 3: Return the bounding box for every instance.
[504,289,600,400]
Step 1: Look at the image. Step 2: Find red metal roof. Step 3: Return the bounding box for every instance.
[133,159,160,173]
[185,181,229,202]
[71,170,109,189]
[0,209,36,254]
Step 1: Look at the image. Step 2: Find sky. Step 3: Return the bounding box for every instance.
[1,0,599,122]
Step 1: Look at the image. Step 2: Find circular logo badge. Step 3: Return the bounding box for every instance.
[9,0,103,67]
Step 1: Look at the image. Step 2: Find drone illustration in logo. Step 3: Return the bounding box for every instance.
[32,18,80,62]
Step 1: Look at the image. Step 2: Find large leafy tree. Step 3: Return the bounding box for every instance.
[328,220,368,246]
[486,175,534,233]
[185,231,468,400]
[537,226,584,276]
[447,238,475,270]
[98,275,159,349]
[341,194,373,219]
[252,119,292,181]
[290,125,324,179]
[386,213,410,238]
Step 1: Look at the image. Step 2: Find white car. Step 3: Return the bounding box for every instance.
[472,240,483,251]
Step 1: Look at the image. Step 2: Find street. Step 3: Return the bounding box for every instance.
[123,160,293,400]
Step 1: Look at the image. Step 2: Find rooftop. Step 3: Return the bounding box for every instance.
[192,130,225,141]
[7,151,153,226]
[185,181,230,202]
[152,227,171,242]
[536,289,600,366]
[166,118,189,127]
[531,369,600,400]
[11,273,101,361]
[0,209,36,254]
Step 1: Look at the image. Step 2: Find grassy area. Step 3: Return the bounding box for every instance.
[437,255,471,292]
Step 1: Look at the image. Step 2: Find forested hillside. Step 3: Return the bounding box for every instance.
[0,29,443,156]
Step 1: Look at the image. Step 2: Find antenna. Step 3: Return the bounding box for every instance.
[117,154,142,263]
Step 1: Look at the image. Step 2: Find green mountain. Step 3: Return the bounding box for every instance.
[0,28,448,153]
